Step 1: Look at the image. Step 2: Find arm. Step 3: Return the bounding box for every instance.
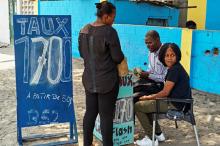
[78,33,83,58]
[148,66,167,81]
[140,63,167,80]
[148,61,167,82]
[139,80,175,100]
[140,65,179,100]
[78,24,90,58]
[109,28,124,64]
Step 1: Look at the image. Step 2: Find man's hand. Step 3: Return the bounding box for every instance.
[140,71,149,79]
[133,67,142,78]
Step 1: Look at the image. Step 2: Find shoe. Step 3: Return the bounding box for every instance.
[134,136,159,146]
[155,133,165,142]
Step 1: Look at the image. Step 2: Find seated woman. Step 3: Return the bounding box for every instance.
[134,43,192,146]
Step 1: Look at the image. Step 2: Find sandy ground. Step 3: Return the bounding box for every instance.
[0,44,220,146]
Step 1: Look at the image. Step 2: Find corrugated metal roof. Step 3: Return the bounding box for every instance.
[130,0,196,9]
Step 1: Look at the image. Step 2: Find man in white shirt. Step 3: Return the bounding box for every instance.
[134,30,167,96]
[133,30,167,145]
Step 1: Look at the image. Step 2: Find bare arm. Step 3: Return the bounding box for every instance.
[139,81,175,100]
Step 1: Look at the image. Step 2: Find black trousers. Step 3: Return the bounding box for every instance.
[83,84,119,146]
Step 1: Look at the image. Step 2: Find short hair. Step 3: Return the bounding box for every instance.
[95,1,116,18]
[159,43,181,67]
[146,30,160,40]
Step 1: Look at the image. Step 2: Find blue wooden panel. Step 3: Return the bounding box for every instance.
[190,30,220,94]
[14,15,76,127]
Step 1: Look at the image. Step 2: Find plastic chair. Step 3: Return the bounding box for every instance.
[152,98,200,146]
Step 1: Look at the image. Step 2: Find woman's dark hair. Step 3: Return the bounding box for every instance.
[159,43,181,67]
[95,1,116,17]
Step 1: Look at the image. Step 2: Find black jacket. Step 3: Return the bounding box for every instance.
[78,24,124,93]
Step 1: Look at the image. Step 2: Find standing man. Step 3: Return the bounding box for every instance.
[133,30,167,143]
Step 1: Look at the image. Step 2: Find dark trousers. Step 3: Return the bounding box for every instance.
[83,84,119,146]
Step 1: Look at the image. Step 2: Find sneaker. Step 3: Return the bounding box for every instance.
[155,133,165,142]
[134,136,159,146]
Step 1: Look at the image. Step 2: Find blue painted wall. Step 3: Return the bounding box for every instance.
[39,0,220,95]
[40,0,98,58]
[40,0,179,58]
[206,0,220,30]
[39,0,181,68]
[190,30,220,95]
[111,0,179,27]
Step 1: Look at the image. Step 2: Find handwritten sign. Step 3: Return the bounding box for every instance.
[13,15,77,144]
[94,74,134,145]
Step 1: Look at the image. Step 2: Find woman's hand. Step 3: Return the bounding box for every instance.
[139,94,155,100]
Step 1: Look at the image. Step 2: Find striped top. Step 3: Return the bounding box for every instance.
[147,46,167,82]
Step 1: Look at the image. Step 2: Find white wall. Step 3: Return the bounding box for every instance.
[0,0,10,44]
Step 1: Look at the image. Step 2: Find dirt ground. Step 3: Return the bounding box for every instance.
[0,45,220,146]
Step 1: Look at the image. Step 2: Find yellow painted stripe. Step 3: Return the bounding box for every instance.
[180,28,193,76]
[34,0,38,15]
[187,0,207,29]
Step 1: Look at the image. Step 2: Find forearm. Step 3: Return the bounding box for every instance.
[151,90,168,99]
[140,90,168,100]
[140,81,174,101]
